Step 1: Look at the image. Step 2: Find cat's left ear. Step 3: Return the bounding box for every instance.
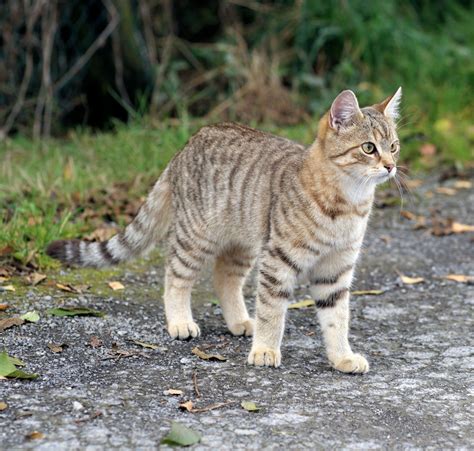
[377,87,402,120]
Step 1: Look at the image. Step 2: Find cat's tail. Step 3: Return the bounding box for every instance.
[46,169,173,268]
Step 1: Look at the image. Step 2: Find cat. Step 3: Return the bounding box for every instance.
[47,88,402,373]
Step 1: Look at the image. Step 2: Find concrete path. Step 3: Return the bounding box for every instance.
[1,176,473,449]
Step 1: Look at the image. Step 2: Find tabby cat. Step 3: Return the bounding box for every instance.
[47,88,402,373]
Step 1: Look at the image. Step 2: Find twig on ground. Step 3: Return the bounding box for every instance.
[193,370,201,398]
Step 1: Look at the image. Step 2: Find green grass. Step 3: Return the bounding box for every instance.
[0,115,472,270]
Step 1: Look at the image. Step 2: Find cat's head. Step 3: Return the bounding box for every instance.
[320,88,402,185]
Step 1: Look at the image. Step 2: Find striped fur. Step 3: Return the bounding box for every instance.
[47,89,402,373]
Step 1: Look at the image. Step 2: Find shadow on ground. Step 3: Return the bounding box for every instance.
[1,176,473,449]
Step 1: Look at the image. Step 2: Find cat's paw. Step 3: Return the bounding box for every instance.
[167,321,201,340]
[331,353,369,374]
[247,346,281,367]
[228,319,254,337]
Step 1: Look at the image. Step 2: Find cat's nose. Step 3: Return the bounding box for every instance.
[384,164,395,173]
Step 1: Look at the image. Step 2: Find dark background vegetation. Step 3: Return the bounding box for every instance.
[0,0,473,269]
[1,0,473,161]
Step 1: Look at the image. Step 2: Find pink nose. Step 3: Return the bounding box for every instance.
[384,164,395,173]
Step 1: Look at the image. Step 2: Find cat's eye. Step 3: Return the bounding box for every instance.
[361,142,377,154]
[391,142,399,153]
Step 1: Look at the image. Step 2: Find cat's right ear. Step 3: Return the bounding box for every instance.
[329,90,363,131]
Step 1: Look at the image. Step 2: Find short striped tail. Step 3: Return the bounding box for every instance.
[46,170,172,268]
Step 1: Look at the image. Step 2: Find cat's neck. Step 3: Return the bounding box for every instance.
[300,141,375,207]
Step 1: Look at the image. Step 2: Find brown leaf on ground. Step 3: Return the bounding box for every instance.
[443,274,474,284]
[25,431,45,440]
[89,336,102,348]
[55,283,90,294]
[130,340,159,350]
[84,227,118,242]
[108,281,125,291]
[0,246,14,257]
[164,389,184,396]
[435,186,457,196]
[0,317,24,332]
[400,274,425,285]
[26,272,47,286]
[0,401,7,411]
[191,347,227,362]
[453,180,472,189]
[451,222,474,233]
[400,210,417,220]
[47,343,67,353]
[379,235,392,244]
[431,214,474,236]
[0,303,9,311]
[179,400,194,412]
[405,179,423,189]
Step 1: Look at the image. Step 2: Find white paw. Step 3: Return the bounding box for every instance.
[247,346,281,367]
[331,353,369,374]
[228,319,254,337]
[167,321,201,340]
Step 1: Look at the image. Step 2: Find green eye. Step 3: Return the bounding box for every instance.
[391,142,399,153]
[362,142,377,154]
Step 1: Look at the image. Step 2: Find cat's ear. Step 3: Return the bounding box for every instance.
[378,87,402,120]
[329,90,363,130]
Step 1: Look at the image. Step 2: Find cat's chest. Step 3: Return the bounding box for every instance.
[315,211,370,250]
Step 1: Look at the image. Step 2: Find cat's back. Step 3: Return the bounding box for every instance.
[169,122,306,176]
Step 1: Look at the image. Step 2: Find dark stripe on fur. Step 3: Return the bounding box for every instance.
[315,289,349,308]
[310,265,353,286]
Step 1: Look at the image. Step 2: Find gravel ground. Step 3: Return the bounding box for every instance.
[1,176,473,450]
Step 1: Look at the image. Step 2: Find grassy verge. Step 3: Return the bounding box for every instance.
[0,117,472,271]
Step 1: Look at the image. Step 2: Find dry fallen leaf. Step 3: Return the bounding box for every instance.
[451,222,474,233]
[0,246,13,257]
[435,187,457,196]
[26,273,47,286]
[0,303,9,311]
[47,343,66,353]
[405,179,423,189]
[288,299,315,309]
[400,274,425,285]
[179,400,194,412]
[352,290,384,296]
[192,347,227,362]
[26,431,45,440]
[0,317,25,333]
[164,389,184,396]
[108,281,125,291]
[379,235,392,244]
[0,285,15,292]
[400,210,417,220]
[55,283,89,294]
[453,180,472,189]
[131,340,159,350]
[89,336,102,348]
[0,401,7,411]
[443,274,474,284]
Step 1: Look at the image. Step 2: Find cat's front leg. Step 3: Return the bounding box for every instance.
[247,249,299,367]
[310,267,369,374]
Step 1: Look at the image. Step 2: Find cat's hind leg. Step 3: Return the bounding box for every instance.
[213,246,255,336]
[164,228,213,339]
